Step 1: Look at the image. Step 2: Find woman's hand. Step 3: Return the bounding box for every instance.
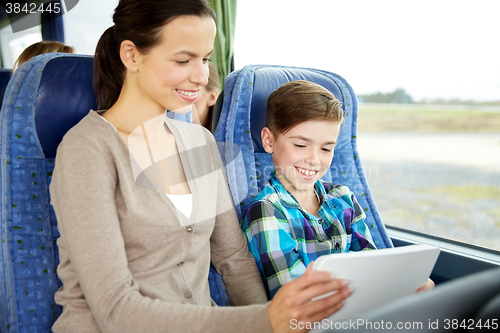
[417,278,435,293]
[268,263,352,333]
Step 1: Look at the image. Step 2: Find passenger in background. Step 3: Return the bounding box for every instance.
[13,41,74,71]
[193,60,220,131]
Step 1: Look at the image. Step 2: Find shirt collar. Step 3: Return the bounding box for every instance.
[268,170,332,209]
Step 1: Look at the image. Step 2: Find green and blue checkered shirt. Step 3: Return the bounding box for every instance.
[241,171,376,298]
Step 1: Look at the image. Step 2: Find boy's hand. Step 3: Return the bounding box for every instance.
[417,278,435,292]
[268,262,353,333]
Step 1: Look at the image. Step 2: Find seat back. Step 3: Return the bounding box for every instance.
[213,65,393,249]
[0,54,96,332]
[0,52,95,332]
[0,53,227,332]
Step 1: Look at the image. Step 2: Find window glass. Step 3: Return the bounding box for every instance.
[63,0,117,55]
[235,0,500,251]
[0,19,41,68]
[0,0,117,68]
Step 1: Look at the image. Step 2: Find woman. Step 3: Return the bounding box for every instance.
[50,1,352,332]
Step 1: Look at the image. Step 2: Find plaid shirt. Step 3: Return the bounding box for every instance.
[241,171,376,298]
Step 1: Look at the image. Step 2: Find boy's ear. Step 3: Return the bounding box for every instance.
[120,40,140,72]
[261,127,274,154]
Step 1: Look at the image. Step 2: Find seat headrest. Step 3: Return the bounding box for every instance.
[33,54,97,158]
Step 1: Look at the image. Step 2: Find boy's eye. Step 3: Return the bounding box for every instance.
[322,148,333,153]
[176,60,189,65]
[203,58,212,63]
[294,144,306,148]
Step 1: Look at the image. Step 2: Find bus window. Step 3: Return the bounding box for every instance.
[0,19,41,68]
[63,0,116,55]
[235,0,500,252]
[0,0,116,68]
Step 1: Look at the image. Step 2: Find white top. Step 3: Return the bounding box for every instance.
[165,193,193,218]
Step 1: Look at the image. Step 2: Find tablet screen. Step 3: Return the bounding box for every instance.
[312,244,440,321]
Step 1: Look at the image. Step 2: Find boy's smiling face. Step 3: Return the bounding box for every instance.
[262,119,342,196]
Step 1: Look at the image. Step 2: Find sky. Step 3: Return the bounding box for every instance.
[235,0,500,102]
[3,0,498,102]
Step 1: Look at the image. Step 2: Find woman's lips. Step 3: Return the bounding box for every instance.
[176,89,198,102]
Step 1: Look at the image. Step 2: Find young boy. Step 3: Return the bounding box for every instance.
[240,80,377,298]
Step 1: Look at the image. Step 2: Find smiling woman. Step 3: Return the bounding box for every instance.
[45,1,354,332]
[100,15,215,133]
[121,16,214,111]
[1,1,499,332]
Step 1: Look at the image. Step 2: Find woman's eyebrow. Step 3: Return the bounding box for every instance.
[173,50,198,57]
[173,50,214,57]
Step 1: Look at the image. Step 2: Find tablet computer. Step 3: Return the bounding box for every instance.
[312,244,440,321]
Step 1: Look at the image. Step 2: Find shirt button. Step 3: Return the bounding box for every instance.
[184,292,192,299]
[185,227,193,232]
[177,262,184,267]
[335,242,340,250]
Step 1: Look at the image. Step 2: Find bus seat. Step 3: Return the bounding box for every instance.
[213,65,393,250]
[0,52,95,332]
[0,53,226,333]
[0,68,12,105]
[475,291,500,322]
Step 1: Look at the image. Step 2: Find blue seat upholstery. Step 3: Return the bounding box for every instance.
[213,65,393,250]
[0,53,93,332]
[0,53,227,333]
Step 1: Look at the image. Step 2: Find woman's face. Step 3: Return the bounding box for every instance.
[134,15,216,114]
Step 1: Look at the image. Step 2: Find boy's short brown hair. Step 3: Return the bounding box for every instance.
[266,80,343,136]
